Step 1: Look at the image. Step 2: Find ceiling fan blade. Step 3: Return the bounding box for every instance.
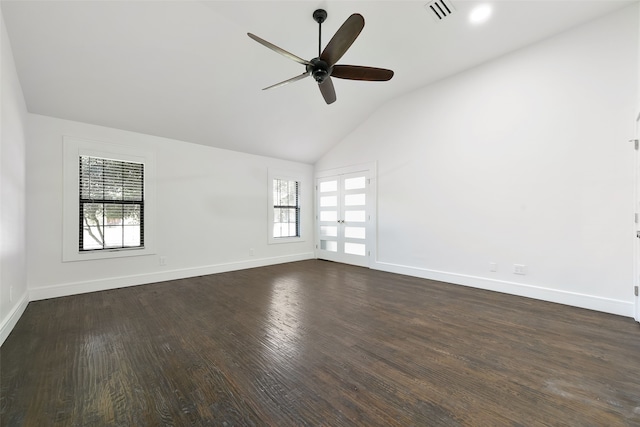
[320,14,364,67]
[262,72,310,90]
[331,65,394,81]
[318,77,337,105]
[247,33,312,66]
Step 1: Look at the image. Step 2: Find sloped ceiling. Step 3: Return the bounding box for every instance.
[1,0,634,163]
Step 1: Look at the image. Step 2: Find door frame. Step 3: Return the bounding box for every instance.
[315,162,377,267]
[635,111,640,322]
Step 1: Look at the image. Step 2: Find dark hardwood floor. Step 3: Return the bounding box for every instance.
[2,260,639,426]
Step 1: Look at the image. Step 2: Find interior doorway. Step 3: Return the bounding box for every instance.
[316,163,375,268]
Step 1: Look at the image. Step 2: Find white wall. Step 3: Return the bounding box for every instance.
[635,3,640,322]
[26,114,315,300]
[1,8,29,345]
[316,5,639,317]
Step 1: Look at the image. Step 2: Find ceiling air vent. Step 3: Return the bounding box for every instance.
[425,0,455,21]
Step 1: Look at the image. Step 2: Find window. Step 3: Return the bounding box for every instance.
[267,169,305,244]
[63,136,155,261]
[272,178,300,238]
[79,156,144,251]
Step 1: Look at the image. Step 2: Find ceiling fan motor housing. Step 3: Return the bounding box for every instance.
[308,58,331,83]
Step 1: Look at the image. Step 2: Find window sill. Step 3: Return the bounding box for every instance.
[64,246,155,262]
[268,237,305,245]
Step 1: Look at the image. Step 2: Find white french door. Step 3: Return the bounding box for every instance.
[316,169,373,267]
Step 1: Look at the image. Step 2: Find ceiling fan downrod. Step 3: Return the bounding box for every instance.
[313,9,327,57]
[311,9,330,84]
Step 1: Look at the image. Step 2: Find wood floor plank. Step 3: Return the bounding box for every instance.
[1,260,639,426]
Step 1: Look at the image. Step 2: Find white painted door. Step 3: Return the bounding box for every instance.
[317,171,371,267]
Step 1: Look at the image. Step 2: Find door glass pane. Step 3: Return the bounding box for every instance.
[344,176,366,190]
[345,242,366,256]
[321,240,338,252]
[320,180,338,192]
[320,226,338,237]
[320,210,338,222]
[345,210,366,222]
[344,227,365,239]
[344,193,365,206]
[320,196,337,207]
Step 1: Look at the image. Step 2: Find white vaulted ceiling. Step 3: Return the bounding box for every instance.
[1,0,634,163]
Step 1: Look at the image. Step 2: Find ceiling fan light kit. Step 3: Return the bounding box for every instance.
[248,9,394,105]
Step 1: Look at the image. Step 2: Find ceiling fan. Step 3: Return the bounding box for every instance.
[247,9,394,105]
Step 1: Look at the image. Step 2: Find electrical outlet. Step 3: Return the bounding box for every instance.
[249,248,255,257]
[489,262,498,272]
[513,264,527,275]
[159,256,167,266]
[10,286,13,302]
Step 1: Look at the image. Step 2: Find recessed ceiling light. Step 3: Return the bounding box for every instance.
[469,4,492,25]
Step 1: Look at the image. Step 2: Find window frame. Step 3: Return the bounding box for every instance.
[62,136,156,261]
[268,169,304,244]
[78,155,145,252]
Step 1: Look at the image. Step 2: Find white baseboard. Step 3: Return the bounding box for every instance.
[29,253,315,302]
[374,261,635,318]
[11,255,635,347]
[0,293,29,347]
